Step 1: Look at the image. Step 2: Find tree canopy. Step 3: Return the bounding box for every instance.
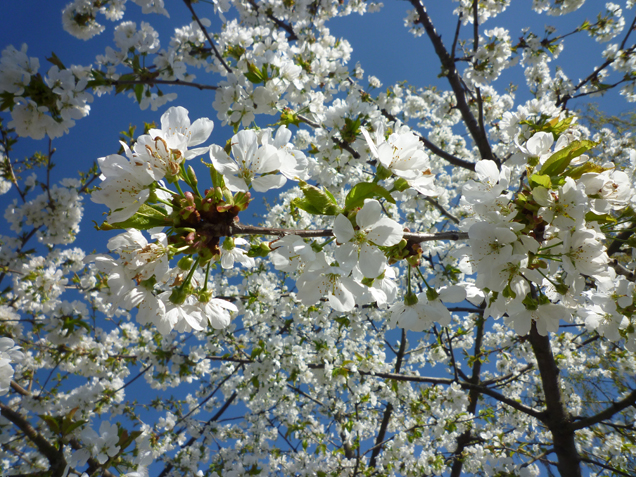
[2,1,636,477]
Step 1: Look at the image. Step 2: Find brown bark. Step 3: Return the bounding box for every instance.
[528,325,582,477]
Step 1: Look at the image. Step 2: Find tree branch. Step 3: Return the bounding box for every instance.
[369,328,407,468]
[203,355,544,420]
[408,0,494,161]
[105,78,218,91]
[450,314,485,477]
[580,456,634,477]
[570,388,636,431]
[244,0,298,41]
[0,403,67,477]
[183,0,232,74]
[607,223,635,256]
[610,259,636,281]
[201,221,470,243]
[352,80,476,171]
[157,392,238,477]
[528,324,582,477]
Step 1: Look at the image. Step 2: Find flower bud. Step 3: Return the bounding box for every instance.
[187,165,198,187]
[177,256,194,270]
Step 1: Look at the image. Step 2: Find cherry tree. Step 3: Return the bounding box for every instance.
[2,1,636,476]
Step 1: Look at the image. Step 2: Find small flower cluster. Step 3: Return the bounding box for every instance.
[0,44,93,139]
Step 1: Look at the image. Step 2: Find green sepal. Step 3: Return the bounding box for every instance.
[425,288,439,302]
[374,164,393,182]
[186,165,198,187]
[344,182,395,212]
[502,284,516,299]
[169,287,188,305]
[391,177,411,192]
[404,293,419,306]
[177,256,195,270]
[521,294,538,311]
[279,108,301,127]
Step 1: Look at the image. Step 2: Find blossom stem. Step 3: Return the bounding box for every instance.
[415,266,431,290]
[202,261,212,292]
[154,198,175,208]
[174,181,185,197]
[180,256,201,292]
[157,186,177,196]
[535,269,559,288]
[537,241,563,252]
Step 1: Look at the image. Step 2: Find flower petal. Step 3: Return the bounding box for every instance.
[334,214,355,242]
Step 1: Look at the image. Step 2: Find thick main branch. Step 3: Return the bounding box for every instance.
[528,325,582,477]
[0,403,66,477]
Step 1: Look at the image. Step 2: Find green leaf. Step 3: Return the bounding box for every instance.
[344,182,395,212]
[63,419,88,436]
[585,211,617,224]
[529,173,552,189]
[131,55,141,72]
[539,140,597,177]
[279,109,301,127]
[0,91,16,111]
[98,204,171,231]
[340,116,361,143]
[115,74,135,95]
[546,116,574,137]
[324,188,337,204]
[46,52,66,70]
[564,161,609,180]
[39,415,61,435]
[391,177,410,192]
[119,430,142,451]
[134,83,144,103]
[291,197,325,215]
[247,242,271,258]
[334,316,350,331]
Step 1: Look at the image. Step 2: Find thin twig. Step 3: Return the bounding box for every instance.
[183,0,232,73]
